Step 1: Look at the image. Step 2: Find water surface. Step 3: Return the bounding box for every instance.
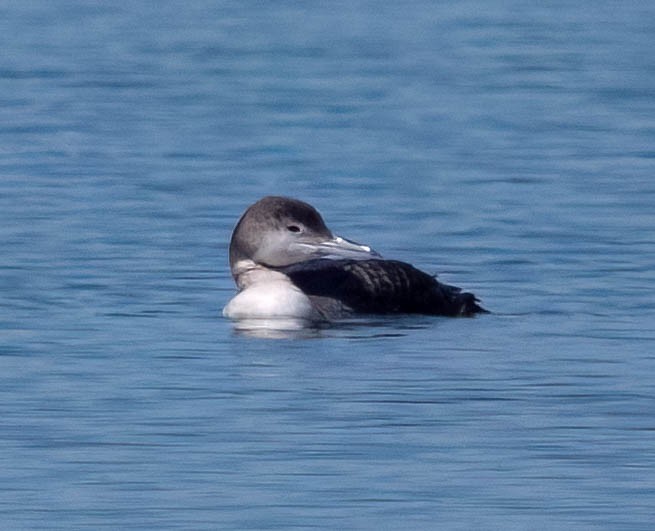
[2,1,655,529]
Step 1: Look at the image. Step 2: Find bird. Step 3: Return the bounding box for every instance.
[223,196,487,322]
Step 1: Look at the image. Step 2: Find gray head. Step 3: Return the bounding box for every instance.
[229,196,380,277]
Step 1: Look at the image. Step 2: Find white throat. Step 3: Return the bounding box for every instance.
[223,260,320,321]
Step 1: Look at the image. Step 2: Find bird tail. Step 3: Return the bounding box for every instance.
[457,292,489,316]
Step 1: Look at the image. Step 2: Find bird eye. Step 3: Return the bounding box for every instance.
[287,225,301,233]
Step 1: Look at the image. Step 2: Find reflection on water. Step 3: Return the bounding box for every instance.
[227,314,441,339]
[229,317,325,339]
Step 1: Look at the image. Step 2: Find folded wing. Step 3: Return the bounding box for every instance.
[278,259,487,318]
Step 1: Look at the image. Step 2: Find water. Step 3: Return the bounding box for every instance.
[2,1,655,528]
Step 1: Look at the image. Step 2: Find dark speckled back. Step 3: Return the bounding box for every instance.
[279,259,487,318]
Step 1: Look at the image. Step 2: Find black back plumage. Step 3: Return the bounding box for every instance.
[278,259,487,318]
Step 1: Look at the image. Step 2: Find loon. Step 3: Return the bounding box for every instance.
[223,196,487,321]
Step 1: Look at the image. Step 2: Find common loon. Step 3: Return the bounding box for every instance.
[223,196,487,321]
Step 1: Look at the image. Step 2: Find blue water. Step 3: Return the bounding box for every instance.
[2,1,655,529]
